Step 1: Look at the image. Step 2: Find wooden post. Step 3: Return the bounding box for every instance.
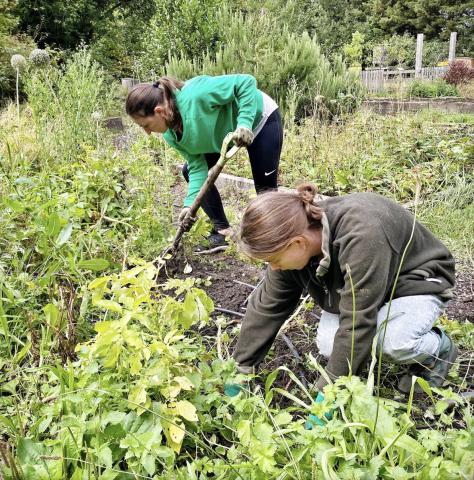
[121,78,138,92]
[415,33,424,78]
[449,32,457,63]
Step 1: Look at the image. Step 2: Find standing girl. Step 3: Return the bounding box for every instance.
[126,74,283,252]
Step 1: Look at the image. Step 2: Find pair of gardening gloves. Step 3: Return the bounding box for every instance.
[224,379,333,429]
[177,127,254,228]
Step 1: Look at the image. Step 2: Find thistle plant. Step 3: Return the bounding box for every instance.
[10,54,27,123]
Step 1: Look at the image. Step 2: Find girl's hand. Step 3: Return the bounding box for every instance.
[232,126,254,147]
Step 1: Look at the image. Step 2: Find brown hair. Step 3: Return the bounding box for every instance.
[125,76,184,132]
[239,183,324,259]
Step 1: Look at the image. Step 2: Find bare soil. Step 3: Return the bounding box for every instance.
[446,259,474,323]
[169,176,473,424]
[170,249,473,424]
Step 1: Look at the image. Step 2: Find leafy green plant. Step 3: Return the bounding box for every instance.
[407,79,459,98]
[0,114,175,366]
[1,40,473,480]
[343,31,365,68]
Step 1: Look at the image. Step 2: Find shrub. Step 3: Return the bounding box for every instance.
[140,0,223,69]
[408,79,458,98]
[443,60,474,86]
[151,8,362,119]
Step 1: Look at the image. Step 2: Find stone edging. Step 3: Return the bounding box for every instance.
[362,98,474,114]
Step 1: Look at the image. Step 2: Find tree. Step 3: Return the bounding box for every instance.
[244,0,375,59]
[14,0,155,50]
[160,7,362,119]
[371,0,474,56]
[140,0,224,69]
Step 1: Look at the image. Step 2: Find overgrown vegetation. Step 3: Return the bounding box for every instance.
[0,52,175,362]
[1,1,473,476]
[407,79,459,98]
[1,50,473,478]
[2,0,473,102]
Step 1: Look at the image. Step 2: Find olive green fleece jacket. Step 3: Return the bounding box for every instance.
[163,74,264,207]
[233,193,455,390]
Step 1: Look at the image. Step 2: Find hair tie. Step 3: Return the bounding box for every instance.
[152,81,160,88]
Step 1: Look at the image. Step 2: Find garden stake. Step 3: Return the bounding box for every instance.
[157,132,240,264]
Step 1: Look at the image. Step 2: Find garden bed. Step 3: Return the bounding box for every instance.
[362,97,474,114]
[159,249,473,439]
[177,251,474,393]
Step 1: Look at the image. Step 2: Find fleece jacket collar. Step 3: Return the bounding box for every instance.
[315,212,331,277]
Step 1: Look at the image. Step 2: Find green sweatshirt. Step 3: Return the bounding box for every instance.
[233,193,455,390]
[163,74,264,207]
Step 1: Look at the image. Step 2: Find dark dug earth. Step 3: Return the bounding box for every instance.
[179,251,474,412]
[188,252,474,329]
[448,260,474,323]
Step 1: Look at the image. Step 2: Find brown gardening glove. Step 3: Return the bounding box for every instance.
[178,207,197,232]
[232,126,254,147]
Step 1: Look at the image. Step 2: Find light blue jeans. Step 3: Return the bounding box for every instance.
[316,295,446,365]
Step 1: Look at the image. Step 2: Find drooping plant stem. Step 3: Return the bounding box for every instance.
[371,172,422,450]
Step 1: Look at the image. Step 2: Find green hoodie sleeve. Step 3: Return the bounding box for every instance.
[233,267,303,372]
[204,74,259,130]
[316,220,392,390]
[182,151,208,207]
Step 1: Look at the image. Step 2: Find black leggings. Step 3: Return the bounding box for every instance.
[182,109,283,232]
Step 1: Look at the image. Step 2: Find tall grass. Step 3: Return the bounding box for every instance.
[24,48,113,162]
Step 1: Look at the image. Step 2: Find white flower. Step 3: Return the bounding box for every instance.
[10,54,27,70]
[91,111,103,122]
[29,49,51,67]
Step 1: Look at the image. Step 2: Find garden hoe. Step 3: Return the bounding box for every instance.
[156,132,240,271]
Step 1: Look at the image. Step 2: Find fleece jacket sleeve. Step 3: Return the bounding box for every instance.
[233,267,303,372]
[316,219,394,390]
[204,74,259,131]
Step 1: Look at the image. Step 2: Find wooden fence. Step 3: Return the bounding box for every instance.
[360,66,448,93]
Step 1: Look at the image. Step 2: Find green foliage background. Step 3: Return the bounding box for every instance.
[0,0,35,99]
[0,1,473,477]
[2,0,473,102]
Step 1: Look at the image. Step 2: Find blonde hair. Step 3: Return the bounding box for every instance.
[239,183,323,259]
[125,76,184,132]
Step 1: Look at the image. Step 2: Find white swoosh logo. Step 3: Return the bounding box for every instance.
[264,169,276,176]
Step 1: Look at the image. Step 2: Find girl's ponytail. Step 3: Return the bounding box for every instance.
[157,76,183,132]
[297,182,323,227]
